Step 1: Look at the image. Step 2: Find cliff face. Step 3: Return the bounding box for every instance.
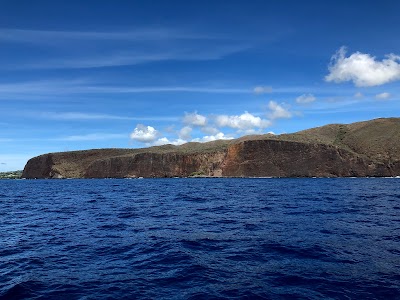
[22,153,55,178]
[85,151,226,178]
[22,118,400,178]
[221,140,391,177]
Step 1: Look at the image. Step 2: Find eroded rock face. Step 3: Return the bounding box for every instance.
[221,140,391,177]
[22,154,54,179]
[22,139,396,178]
[84,151,226,178]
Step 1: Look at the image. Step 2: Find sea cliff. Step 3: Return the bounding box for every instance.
[22,118,400,178]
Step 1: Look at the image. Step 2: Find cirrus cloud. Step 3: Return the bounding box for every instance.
[253,86,273,94]
[325,47,400,87]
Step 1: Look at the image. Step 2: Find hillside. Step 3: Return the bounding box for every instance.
[22,118,400,178]
[0,170,22,179]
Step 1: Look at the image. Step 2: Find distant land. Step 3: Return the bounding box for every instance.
[0,170,22,179]
[22,118,400,179]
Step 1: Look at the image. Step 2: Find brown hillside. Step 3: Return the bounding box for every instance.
[22,117,400,178]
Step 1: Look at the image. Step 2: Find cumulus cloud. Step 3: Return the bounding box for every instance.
[130,124,158,142]
[183,112,207,127]
[153,137,187,146]
[215,111,271,130]
[179,126,192,140]
[192,132,234,143]
[375,92,391,100]
[296,93,316,104]
[253,86,273,94]
[267,101,292,120]
[325,46,400,87]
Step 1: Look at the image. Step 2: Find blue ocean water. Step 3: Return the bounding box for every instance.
[0,178,399,300]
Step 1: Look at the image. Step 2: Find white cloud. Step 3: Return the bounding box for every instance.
[1,28,251,70]
[296,93,316,104]
[253,86,273,94]
[34,111,178,122]
[192,132,234,143]
[0,79,251,101]
[215,111,271,130]
[325,46,400,87]
[183,112,207,127]
[130,124,158,143]
[268,101,292,120]
[153,137,187,146]
[201,126,220,135]
[354,92,364,98]
[375,92,391,100]
[179,126,192,140]
[39,112,133,120]
[0,28,196,43]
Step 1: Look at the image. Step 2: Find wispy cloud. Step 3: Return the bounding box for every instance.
[0,79,253,100]
[253,86,273,94]
[54,133,127,142]
[34,112,177,122]
[86,86,251,94]
[296,93,316,104]
[1,78,368,101]
[40,112,132,121]
[1,27,251,70]
[24,46,251,70]
[375,92,391,100]
[0,28,203,44]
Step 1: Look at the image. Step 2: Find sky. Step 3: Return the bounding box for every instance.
[1,0,400,171]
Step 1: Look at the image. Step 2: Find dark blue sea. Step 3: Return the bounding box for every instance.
[0,178,399,300]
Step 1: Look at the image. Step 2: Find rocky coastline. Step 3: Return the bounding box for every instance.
[22,118,400,179]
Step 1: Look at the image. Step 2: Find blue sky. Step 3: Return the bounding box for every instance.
[1,0,400,171]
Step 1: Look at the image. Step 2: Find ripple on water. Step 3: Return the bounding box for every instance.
[0,178,399,299]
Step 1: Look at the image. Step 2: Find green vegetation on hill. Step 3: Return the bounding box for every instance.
[0,170,22,179]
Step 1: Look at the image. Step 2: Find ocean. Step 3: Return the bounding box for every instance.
[0,178,399,299]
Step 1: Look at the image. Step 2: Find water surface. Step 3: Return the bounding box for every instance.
[1,178,399,299]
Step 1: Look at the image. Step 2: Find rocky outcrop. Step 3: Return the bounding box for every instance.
[85,151,226,178]
[22,118,400,178]
[221,140,391,177]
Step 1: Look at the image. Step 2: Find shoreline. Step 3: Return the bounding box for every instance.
[7,175,400,180]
